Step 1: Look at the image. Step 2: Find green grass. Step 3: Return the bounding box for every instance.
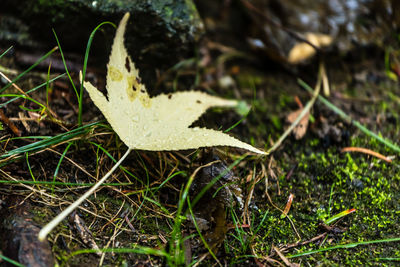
[0,253,25,267]
[0,121,100,162]
[0,46,13,59]
[0,73,66,108]
[53,21,115,126]
[299,79,400,153]
[0,47,58,94]
[288,237,400,259]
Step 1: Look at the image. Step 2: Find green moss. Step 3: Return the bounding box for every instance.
[241,113,400,264]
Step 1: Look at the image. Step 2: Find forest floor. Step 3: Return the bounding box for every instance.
[1,9,400,267]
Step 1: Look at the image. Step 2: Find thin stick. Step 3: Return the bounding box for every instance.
[341,147,392,163]
[267,63,323,154]
[321,62,330,96]
[300,79,400,153]
[38,148,132,241]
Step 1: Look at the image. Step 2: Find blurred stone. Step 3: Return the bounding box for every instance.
[244,0,399,64]
[1,0,204,75]
[0,198,55,267]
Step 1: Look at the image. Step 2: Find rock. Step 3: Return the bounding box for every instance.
[0,197,55,267]
[0,15,43,49]
[243,0,399,64]
[1,0,204,74]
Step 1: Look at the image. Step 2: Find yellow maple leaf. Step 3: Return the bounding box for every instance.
[39,13,265,241]
[82,13,265,154]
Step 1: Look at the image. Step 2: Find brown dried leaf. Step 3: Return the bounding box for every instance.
[286,108,309,140]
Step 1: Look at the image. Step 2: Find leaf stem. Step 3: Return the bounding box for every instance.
[38,148,132,241]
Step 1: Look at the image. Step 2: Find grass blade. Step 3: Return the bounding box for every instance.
[0,73,66,108]
[298,79,400,153]
[0,46,58,93]
[52,142,73,194]
[324,208,356,225]
[288,237,400,258]
[78,21,116,126]
[0,46,13,59]
[187,198,221,265]
[68,246,169,260]
[52,30,79,101]
[0,121,100,161]
[0,253,25,267]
